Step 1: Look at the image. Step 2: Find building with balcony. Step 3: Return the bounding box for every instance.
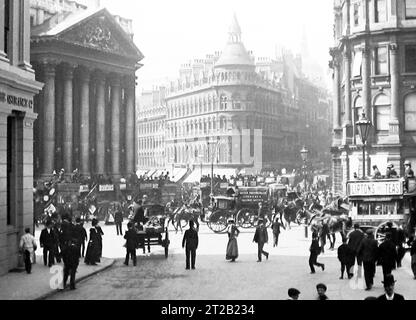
[330,0,416,195]
[0,0,43,275]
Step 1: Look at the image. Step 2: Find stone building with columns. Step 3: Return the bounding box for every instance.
[30,7,143,181]
[330,0,416,195]
[162,15,331,180]
[0,0,43,275]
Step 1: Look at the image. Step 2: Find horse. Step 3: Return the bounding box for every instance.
[275,195,308,229]
[309,197,352,250]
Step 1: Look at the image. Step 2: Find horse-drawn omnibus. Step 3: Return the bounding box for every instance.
[346,177,416,242]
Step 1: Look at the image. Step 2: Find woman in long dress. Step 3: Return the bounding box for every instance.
[84,219,102,265]
[226,219,240,262]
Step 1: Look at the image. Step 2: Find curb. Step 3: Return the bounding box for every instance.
[35,259,117,300]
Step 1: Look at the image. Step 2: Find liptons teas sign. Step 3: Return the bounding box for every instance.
[348,180,403,197]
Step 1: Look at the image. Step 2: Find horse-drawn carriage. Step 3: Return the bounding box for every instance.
[346,177,416,243]
[134,204,170,258]
[205,186,275,233]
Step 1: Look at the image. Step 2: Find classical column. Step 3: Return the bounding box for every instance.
[0,0,8,61]
[389,43,400,139]
[330,48,342,145]
[18,0,32,70]
[110,74,121,178]
[79,68,91,176]
[124,75,136,174]
[62,63,76,173]
[361,43,371,121]
[343,49,352,145]
[95,71,106,175]
[41,61,57,176]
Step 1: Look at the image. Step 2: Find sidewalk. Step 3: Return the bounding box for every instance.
[0,255,115,300]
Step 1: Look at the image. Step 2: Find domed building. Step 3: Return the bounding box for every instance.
[138,15,332,181]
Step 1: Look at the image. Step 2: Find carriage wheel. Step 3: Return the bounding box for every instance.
[236,209,253,229]
[375,221,395,244]
[207,210,228,233]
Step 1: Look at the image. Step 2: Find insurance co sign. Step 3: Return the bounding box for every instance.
[347,180,403,197]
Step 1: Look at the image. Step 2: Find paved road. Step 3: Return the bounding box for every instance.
[43,222,416,300]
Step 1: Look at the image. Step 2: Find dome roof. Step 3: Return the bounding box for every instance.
[215,42,254,68]
[215,14,254,68]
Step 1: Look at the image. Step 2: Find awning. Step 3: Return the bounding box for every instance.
[146,169,156,178]
[171,169,188,183]
[184,168,237,184]
[136,169,148,177]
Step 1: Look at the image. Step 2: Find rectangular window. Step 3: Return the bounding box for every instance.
[376,106,390,131]
[375,0,387,22]
[374,47,388,75]
[4,0,10,55]
[406,0,416,19]
[405,46,416,73]
[353,50,363,77]
[354,2,361,26]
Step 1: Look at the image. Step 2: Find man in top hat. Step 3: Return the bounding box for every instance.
[347,223,365,275]
[376,274,405,301]
[287,288,300,300]
[253,219,269,262]
[404,160,415,179]
[385,163,398,179]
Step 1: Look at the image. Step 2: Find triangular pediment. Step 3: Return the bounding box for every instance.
[55,9,143,59]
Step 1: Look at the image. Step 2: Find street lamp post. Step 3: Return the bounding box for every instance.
[300,146,309,238]
[356,113,372,179]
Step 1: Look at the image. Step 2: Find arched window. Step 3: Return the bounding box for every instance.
[405,93,416,131]
[220,95,228,110]
[374,94,390,131]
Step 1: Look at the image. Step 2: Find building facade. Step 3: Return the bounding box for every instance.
[331,0,416,195]
[0,0,43,275]
[136,87,166,171]
[30,2,143,181]
[161,16,332,179]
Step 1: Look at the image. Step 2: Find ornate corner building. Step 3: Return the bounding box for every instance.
[331,0,416,195]
[138,15,332,180]
[30,0,144,181]
[0,0,43,275]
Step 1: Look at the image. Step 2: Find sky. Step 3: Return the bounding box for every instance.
[101,0,334,92]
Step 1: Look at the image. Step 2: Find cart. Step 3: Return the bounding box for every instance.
[135,204,170,258]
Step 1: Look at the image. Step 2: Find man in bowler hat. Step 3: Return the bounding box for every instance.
[378,232,397,277]
[182,220,199,270]
[253,219,269,262]
[377,274,405,300]
[358,229,379,290]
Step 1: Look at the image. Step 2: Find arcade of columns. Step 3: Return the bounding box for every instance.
[33,59,136,180]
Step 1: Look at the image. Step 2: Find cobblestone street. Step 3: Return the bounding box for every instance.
[44,222,416,300]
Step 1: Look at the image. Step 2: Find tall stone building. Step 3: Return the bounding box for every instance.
[161,15,332,180]
[30,0,143,181]
[331,0,416,195]
[0,0,43,275]
[136,87,167,173]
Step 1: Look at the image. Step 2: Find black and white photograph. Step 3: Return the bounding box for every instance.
[1,0,416,306]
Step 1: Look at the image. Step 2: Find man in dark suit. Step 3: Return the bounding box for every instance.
[182,220,199,270]
[73,218,87,258]
[347,223,365,275]
[133,200,146,229]
[309,231,325,273]
[62,236,80,291]
[40,221,57,267]
[124,222,138,266]
[253,219,269,262]
[358,230,379,290]
[378,232,397,277]
[114,204,124,236]
[376,274,405,301]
